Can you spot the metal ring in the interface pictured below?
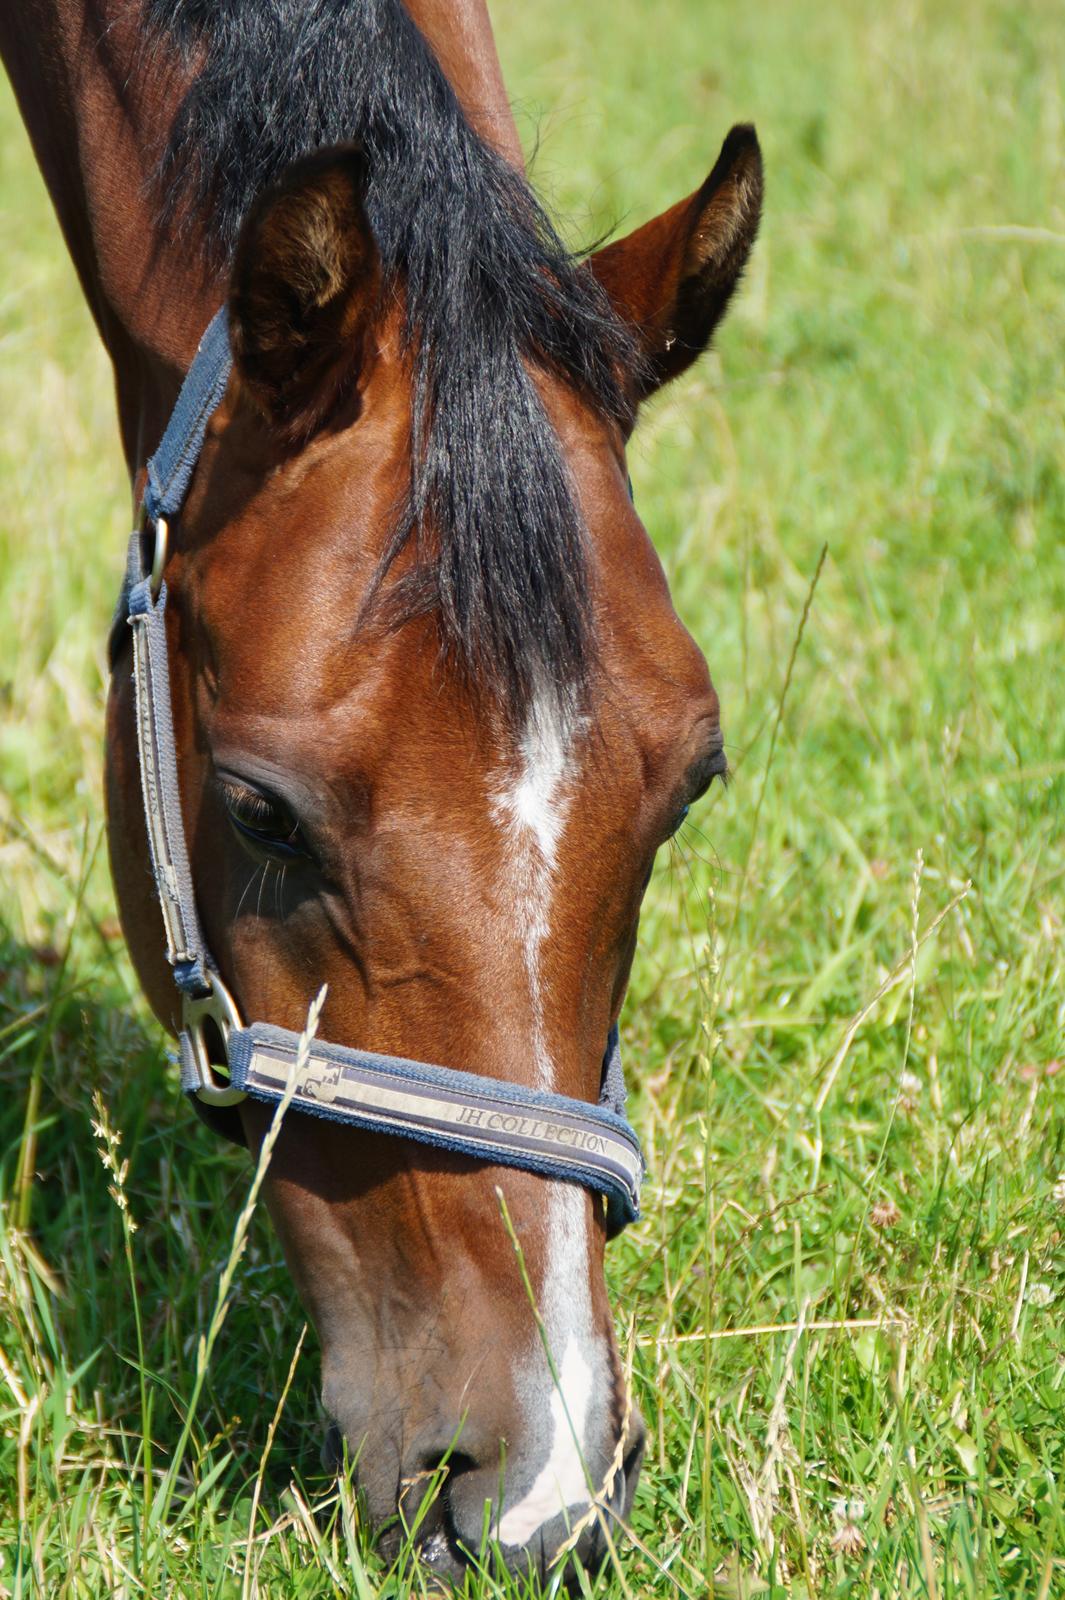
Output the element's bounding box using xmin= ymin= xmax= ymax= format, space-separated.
xmin=149 ymin=515 xmax=169 ymax=599
xmin=182 ymin=970 xmax=247 ymax=1108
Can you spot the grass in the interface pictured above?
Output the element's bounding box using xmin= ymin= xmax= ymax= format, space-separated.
xmin=1 ymin=0 xmax=1063 ymax=1593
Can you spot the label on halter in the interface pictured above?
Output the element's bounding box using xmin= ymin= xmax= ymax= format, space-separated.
xmin=226 ymin=1024 xmax=643 ymax=1218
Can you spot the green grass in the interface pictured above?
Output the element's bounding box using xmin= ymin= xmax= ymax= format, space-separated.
xmin=2 ymin=0 xmax=1064 ymax=1593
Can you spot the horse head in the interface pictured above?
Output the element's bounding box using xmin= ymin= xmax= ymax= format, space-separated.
xmin=103 ymin=40 xmax=761 ymax=1589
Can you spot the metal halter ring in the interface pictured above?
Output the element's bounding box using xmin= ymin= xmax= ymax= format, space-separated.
xmin=182 ymin=970 xmax=247 ymax=1108
xmin=148 ymin=515 xmax=169 ymax=599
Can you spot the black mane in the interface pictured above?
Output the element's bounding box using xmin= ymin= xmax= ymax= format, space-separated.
xmin=146 ymin=0 xmax=638 ymax=719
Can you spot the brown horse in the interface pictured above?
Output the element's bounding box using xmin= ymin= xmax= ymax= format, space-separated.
xmin=1 ymin=0 xmax=761 ymax=1582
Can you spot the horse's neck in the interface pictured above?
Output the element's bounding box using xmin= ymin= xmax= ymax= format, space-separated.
xmin=404 ymin=0 xmax=524 ymax=170
xmin=2 ymin=0 xmax=523 ymax=482
xmin=0 ymin=0 xmax=220 ymax=474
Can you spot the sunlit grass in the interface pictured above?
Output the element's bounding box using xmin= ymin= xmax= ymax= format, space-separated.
xmin=2 ymin=0 xmax=1064 ymax=1593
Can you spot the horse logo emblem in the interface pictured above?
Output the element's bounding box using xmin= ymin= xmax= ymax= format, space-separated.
xmin=299 ymin=1061 xmax=342 ymax=1105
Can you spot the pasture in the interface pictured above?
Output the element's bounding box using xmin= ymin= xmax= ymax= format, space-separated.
xmin=1 ymin=0 xmax=1063 ymax=1593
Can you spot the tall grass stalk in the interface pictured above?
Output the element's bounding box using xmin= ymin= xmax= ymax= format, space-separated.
xmin=147 ymin=985 xmax=327 ymax=1550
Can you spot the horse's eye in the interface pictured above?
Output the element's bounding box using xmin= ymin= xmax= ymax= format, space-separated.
xmin=219 ymin=778 xmax=307 ymax=860
xmin=667 ymin=745 xmax=728 ymax=839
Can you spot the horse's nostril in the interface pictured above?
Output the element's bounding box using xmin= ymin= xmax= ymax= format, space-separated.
xmin=427 ymin=1448 xmax=478 ymax=1479
xmin=403 ymin=1450 xmax=476 ymax=1520
xmin=407 ymin=1446 xmax=478 ymax=1515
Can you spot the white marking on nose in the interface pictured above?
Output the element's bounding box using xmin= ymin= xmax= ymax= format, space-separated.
xmin=491 ymin=698 xmax=602 ymax=1543
xmin=497 ymin=1334 xmax=593 ymax=1546
xmin=491 ymin=690 xmax=575 ymax=1088
xmin=497 ymin=1184 xmax=601 ymax=1545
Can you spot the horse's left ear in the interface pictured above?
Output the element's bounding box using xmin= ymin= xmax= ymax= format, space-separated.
xmin=588 ymin=124 xmax=763 ymax=402
xmin=229 ymin=144 xmax=381 ymax=441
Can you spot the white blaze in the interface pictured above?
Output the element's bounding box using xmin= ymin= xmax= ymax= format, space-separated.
xmin=491 ymin=698 xmax=601 ymax=1543
xmin=491 ymin=690 xmax=573 ymax=1088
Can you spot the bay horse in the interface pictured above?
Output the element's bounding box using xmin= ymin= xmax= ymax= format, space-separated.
xmin=1 ymin=0 xmax=761 ymax=1581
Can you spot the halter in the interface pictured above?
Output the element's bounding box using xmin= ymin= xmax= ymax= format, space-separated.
xmin=112 ymin=308 xmax=644 ymax=1236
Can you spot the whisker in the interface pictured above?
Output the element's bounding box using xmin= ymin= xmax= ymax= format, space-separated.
xmin=254 ymin=863 xmax=272 ymax=924
xmin=234 ymin=864 xmax=260 ymax=923
xmin=673 ymin=836 xmax=716 ymax=931
xmin=678 ymin=819 xmax=724 ymax=874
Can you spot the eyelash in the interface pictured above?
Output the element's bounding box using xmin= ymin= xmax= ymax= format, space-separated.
xmin=668 ymin=753 xmax=727 ymax=840
xmin=219 ymin=779 xmax=307 ymax=859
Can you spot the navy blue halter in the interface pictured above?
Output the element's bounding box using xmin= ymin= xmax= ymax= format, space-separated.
xmin=116 ymin=309 xmax=644 ymax=1235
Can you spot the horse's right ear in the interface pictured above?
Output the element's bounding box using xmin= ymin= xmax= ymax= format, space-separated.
xmin=229 ymin=145 xmax=380 ymax=442
xmin=589 ymin=124 xmax=762 ymax=403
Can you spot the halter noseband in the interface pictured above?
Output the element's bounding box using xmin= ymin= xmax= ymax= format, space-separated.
xmin=113 ymin=308 xmax=643 ymax=1237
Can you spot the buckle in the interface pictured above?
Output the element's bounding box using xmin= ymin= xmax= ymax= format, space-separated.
xmin=182 ymin=970 xmax=247 ymax=1107
xmin=146 ymin=514 xmax=169 ymax=600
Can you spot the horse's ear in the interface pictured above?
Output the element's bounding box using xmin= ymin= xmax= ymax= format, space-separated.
xmin=229 ymin=145 xmax=380 ymax=440
xmin=589 ymin=124 xmax=762 ymax=401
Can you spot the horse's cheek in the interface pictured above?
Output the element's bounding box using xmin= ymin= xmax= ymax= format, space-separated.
xmin=105 ymin=657 xmax=182 ymax=1035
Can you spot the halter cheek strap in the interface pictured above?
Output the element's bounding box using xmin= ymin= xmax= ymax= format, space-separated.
xmin=117 ymin=308 xmax=644 ymax=1237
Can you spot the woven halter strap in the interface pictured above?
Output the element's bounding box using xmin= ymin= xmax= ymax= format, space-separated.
xmin=113 ymin=308 xmax=643 ymax=1237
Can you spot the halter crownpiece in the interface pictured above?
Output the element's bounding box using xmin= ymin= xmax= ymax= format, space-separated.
xmin=116 ymin=308 xmax=644 ymax=1236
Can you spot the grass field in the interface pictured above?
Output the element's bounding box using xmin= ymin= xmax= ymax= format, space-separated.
xmin=2 ymin=0 xmax=1064 ymax=1594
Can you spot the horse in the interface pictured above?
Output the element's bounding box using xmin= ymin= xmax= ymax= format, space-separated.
xmin=1 ymin=0 xmax=761 ymax=1581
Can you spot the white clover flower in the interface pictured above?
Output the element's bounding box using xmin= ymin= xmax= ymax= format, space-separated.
xmin=831 ymin=1523 xmax=865 ymax=1556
